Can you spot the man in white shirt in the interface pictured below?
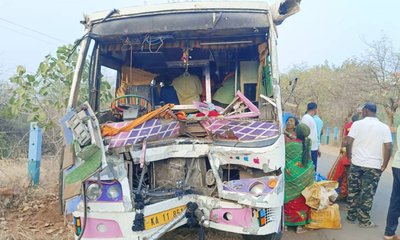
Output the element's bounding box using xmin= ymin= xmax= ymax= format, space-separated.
xmin=346 ymin=102 xmax=392 ymax=228
xmin=301 ymin=102 xmax=319 ymax=171
xmin=313 ymin=109 xmax=324 ymax=150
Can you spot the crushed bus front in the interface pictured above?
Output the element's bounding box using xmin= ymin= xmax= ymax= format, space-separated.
xmin=60 ymin=1 xmax=301 ymax=239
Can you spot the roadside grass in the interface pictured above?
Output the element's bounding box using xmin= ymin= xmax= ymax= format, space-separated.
xmin=0 ymin=157 xmax=59 ymax=213
xmin=0 ymin=156 xmax=72 ymax=240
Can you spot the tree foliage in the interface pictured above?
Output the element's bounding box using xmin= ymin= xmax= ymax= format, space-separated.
xmin=357 ymin=36 xmax=400 ymax=127
xmin=7 ymin=45 xmax=112 ymax=129
xmin=4 ymin=45 xmax=112 ymax=155
xmin=0 ymin=82 xmax=29 ymax=158
xmin=8 ymin=45 xmax=81 ymax=129
xmin=281 ymin=61 xmax=366 ymax=131
xmin=281 ymin=36 xmax=400 ymax=132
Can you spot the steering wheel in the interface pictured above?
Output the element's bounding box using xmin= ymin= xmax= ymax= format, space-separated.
xmin=112 ymin=94 xmax=152 ymax=114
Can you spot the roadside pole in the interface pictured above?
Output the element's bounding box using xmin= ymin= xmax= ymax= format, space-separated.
xmin=28 ymin=122 xmax=42 ymax=186
xmin=334 ymin=126 xmax=339 ymax=143
xmin=326 ymin=126 xmax=330 ymax=145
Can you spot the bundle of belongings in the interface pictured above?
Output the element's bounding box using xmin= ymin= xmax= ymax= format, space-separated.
xmin=302 ymin=180 xmax=342 ymax=229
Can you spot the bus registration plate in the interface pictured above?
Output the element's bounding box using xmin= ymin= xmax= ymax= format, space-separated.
xmin=144 ymin=205 xmax=186 ymax=230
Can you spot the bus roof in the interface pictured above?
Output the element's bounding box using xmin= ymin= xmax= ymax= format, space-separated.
xmin=84 ymin=1 xmax=272 ymax=40
xmin=85 ymin=1 xmax=271 ymax=25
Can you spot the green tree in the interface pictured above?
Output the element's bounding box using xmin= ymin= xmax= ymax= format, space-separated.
xmin=8 ymin=45 xmax=81 ymax=128
xmin=358 ymin=36 xmax=400 ymax=128
xmin=281 ymin=60 xmax=367 ymax=131
xmin=0 ymin=82 xmax=29 ymax=158
xmin=6 ymin=45 xmax=112 ymax=154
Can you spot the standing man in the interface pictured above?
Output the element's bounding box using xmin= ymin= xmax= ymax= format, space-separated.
xmin=301 ymin=102 xmax=319 ymax=171
xmin=384 ymin=123 xmax=400 ymax=240
xmin=346 ymin=102 xmax=392 ymax=228
xmin=313 ymin=109 xmax=324 ymax=153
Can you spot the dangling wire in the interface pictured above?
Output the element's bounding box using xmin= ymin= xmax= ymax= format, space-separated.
xmin=140 ymin=34 xmax=147 ymax=52
xmin=156 ymin=37 xmax=164 ymax=52
xmin=148 ymin=35 xmax=152 ymax=52
xmin=141 ymin=34 xmax=166 ymax=53
xmin=121 ymin=37 xmax=133 ymax=51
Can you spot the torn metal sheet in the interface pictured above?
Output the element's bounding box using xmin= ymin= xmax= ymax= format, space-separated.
xmin=191 ymin=195 xmax=282 ymax=235
xmin=83 ymin=103 xmax=108 ymax=169
xmin=65 ymin=148 xmax=102 ymax=185
xmin=66 ymin=110 xmax=91 ymax=146
xmin=75 ymin=143 xmax=99 ymax=160
xmin=62 ymin=144 xmax=76 ymax=170
xmin=104 ymin=119 xmax=181 ymax=149
xmin=208 ymin=148 xmax=284 ymax=208
xmin=64 ymin=181 xmax=82 ymax=200
xmin=59 ymin=110 xmax=75 ymax=145
xmin=66 ymin=196 xmax=81 ymax=215
xmin=222 ymin=91 xmax=260 ymax=119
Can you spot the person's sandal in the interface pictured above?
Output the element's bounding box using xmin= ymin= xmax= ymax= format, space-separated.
xmin=384 ymin=235 xmax=399 ymax=240
xmin=359 ymin=222 xmax=378 ymax=228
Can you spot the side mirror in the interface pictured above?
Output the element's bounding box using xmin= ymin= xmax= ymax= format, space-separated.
xmin=271 ymin=0 xmax=302 ymax=25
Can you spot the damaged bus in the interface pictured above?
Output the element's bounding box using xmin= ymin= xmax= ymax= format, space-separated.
xmin=60 ymin=1 xmax=301 ymax=239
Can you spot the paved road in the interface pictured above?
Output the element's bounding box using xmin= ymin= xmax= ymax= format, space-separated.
xmin=283 ymin=145 xmax=393 ymax=240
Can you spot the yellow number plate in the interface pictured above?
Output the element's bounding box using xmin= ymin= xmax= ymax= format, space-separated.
xmin=144 ymin=205 xmax=186 ymax=230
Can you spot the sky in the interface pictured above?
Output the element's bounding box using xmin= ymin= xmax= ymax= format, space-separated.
xmin=0 ymin=0 xmax=399 ymax=80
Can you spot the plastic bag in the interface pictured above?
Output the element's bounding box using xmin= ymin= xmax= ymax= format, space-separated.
xmin=302 ymin=180 xmax=339 ymax=210
xmin=305 ymin=203 xmax=342 ymax=229
xmin=315 ymin=172 xmax=327 ymax=182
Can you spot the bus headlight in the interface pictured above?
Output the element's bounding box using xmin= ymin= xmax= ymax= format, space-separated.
xmin=107 ymin=185 xmax=120 ymax=200
xmin=87 ymin=183 xmax=102 ymax=200
xmin=249 ymin=181 xmax=265 ymax=197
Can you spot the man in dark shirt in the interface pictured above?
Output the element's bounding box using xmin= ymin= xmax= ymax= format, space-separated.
xmin=159 ymin=75 xmax=180 ymax=105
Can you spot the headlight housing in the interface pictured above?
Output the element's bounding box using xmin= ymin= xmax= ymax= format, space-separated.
xmin=249 ymin=181 xmax=265 ymax=197
xmin=85 ymin=180 xmax=123 ymax=202
xmin=87 ymin=182 xmax=102 ymax=200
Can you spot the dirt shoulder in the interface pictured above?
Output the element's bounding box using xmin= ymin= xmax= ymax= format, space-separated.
xmin=0 ymin=193 xmax=73 ymax=240
xmin=0 ymin=158 xmax=73 ymax=240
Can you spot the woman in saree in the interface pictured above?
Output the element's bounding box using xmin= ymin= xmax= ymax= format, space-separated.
xmin=327 ymin=114 xmax=359 ymax=199
xmin=284 ymin=118 xmax=315 ymax=233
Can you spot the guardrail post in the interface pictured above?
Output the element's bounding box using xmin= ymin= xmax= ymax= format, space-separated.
xmin=326 ymin=126 xmax=330 ymax=145
xmin=334 ymin=126 xmax=339 ymax=142
xmin=28 ymin=122 xmax=42 ymax=186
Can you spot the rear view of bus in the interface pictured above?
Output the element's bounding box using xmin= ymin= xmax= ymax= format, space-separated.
xmin=60 ymin=1 xmax=301 ymax=239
